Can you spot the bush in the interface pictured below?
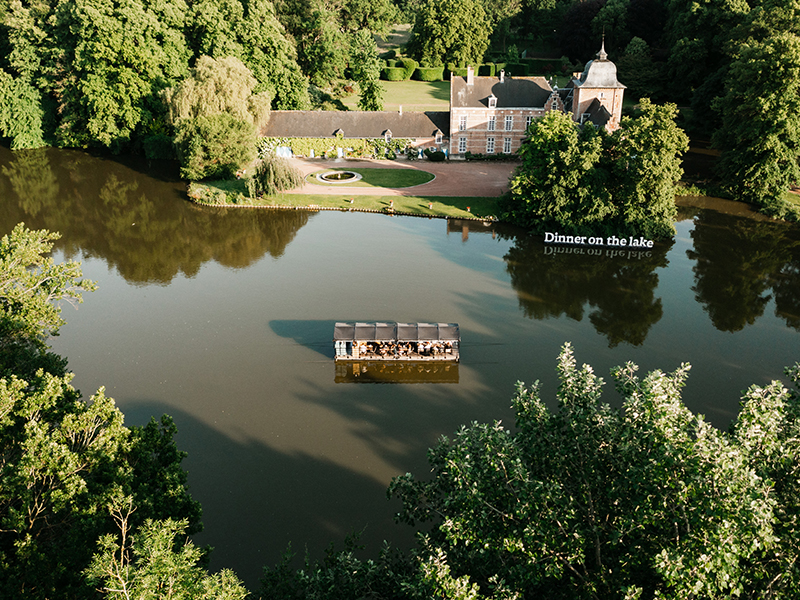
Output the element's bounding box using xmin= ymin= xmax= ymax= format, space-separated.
xmin=385 ymin=59 xmax=397 ymax=67
xmin=413 ymin=66 xmax=445 ymax=81
xmin=254 ymin=155 xmax=304 ymax=196
xmin=423 ymin=148 xmax=446 ymax=161
xmin=398 ymin=58 xmax=418 ymax=80
xmin=381 ymin=67 xmax=406 ymax=81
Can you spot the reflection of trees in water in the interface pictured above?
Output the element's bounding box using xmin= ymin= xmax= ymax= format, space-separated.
xmin=0 ymin=148 xmax=60 ymax=218
xmin=504 ymin=235 xmax=672 ymax=347
xmin=0 ymin=147 xmax=312 ymax=284
xmin=687 ymin=211 xmax=800 ymax=332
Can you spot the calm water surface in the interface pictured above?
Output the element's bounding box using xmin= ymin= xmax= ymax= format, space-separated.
xmin=2 ymin=146 xmax=799 ymax=589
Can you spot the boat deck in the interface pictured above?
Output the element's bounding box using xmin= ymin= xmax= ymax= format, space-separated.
xmin=333 ymin=322 xmax=460 ymax=363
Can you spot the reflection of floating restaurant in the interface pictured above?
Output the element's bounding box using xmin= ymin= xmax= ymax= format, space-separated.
xmin=335 ymin=361 xmax=459 ymax=384
xmin=334 ymin=322 xmax=460 ymax=362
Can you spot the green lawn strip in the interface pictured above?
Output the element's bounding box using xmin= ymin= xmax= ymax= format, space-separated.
xmin=189 ymin=180 xmax=499 ymax=218
xmin=306 ymin=168 xmax=435 ymax=188
xmin=273 ymin=194 xmax=498 ymax=218
xmin=341 ymin=80 xmax=450 ymax=112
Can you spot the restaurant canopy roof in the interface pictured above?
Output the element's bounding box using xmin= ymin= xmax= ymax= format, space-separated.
xmin=334 ymin=322 xmax=459 ymax=342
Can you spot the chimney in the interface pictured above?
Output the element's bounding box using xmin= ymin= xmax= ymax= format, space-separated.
xmin=467 ymin=65 xmax=474 ymax=86
xmin=500 ymin=69 xmax=505 ymax=83
xmin=399 ymin=105 xmax=403 ymax=116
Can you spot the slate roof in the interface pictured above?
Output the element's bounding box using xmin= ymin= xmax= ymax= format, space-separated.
xmin=262 ymin=110 xmax=450 ymax=138
xmin=451 ymin=75 xmax=553 ymax=109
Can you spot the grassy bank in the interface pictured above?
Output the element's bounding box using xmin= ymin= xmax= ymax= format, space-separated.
xmin=305 ymin=168 xmax=435 ymax=188
xmin=188 ymin=179 xmax=499 ymax=219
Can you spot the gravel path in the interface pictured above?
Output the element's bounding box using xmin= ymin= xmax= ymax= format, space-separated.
xmin=285 ymin=157 xmax=517 ymax=197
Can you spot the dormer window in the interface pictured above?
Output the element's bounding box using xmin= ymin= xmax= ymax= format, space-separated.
xmin=334 ymin=128 xmax=344 ymax=136
xmin=488 ymin=94 xmax=497 ymax=109
xmin=384 ymin=129 xmax=392 ymax=142
xmin=435 ymin=130 xmax=443 ymax=144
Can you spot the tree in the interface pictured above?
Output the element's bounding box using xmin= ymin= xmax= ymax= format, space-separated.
xmin=349 ymin=29 xmax=384 ymax=111
xmin=187 ymin=0 xmax=310 ymax=109
xmin=0 ymin=224 xmax=203 ymax=599
xmin=164 ymin=55 xmax=270 ymax=129
xmin=0 ymin=224 xmax=95 ymax=376
xmin=504 ymin=100 xmax=687 ymax=239
xmin=713 ymin=0 xmax=800 ymax=215
xmin=388 ymin=343 xmax=800 ymax=599
xmin=610 ymin=98 xmax=688 ymax=239
xmin=616 ymin=37 xmax=662 ymax=100
xmin=165 ymin=56 xmax=264 ymax=180
xmin=0 ymin=70 xmax=48 ymax=149
xmin=86 ymin=499 xmax=247 ymax=600
xmin=174 ymin=113 xmax=257 ymax=180
xmin=407 ymin=0 xmax=491 ymax=67
xmin=51 ymin=0 xmax=191 ymax=149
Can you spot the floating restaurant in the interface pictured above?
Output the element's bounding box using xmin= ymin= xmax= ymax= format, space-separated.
xmin=333 ymin=322 xmax=460 ymax=362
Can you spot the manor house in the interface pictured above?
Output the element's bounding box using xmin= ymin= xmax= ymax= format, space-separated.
xmin=262 ymin=43 xmax=624 ymax=158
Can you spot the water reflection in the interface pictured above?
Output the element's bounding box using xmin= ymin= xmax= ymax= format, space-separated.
xmin=503 ymin=235 xmax=673 ymax=347
xmin=0 ymin=146 xmax=313 ymax=284
xmin=687 ymin=210 xmax=800 ymax=332
xmin=334 ymin=361 xmax=460 ymax=384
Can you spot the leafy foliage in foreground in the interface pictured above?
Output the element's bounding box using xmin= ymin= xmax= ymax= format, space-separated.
xmin=0 ymin=224 xmax=203 ymax=599
xmin=503 ymin=100 xmax=688 ymax=239
xmin=263 ymin=343 xmax=800 ymax=600
xmin=87 ymin=499 xmax=247 ymax=600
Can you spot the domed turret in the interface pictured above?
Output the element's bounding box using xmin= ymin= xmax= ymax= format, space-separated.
xmin=571 ymin=40 xmax=626 ymax=131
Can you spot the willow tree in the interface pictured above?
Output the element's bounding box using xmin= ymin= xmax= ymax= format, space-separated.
xmin=165 ymin=56 xmax=266 ymax=179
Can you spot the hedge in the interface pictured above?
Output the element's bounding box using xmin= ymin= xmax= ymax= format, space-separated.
xmin=503 ymin=62 xmax=529 ymax=76
xmin=413 ymin=65 xmax=445 ymax=81
xmin=478 ymin=63 xmax=495 ymax=76
xmin=398 ymin=57 xmax=418 ymax=80
xmin=382 ymin=67 xmax=407 ymax=81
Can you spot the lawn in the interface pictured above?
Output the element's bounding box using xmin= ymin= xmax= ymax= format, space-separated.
xmin=306 ymin=168 xmax=435 ymax=188
xmin=187 ymin=179 xmax=500 ymax=220
xmin=341 ymin=80 xmax=450 ymax=112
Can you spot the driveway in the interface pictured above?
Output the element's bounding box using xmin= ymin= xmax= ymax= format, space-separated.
xmin=286 ymin=157 xmax=517 ymax=197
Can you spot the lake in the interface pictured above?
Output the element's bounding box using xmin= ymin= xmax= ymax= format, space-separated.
xmin=1 ymin=145 xmax=798 ymax=590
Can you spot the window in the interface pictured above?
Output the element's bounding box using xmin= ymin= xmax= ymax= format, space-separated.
xmin=488 ymin=95 xmax=497 ymax=108
xmin=503 ymin=137 xmax=512 ymax=154
xmin=505 ymin=116 xmax=513 ymax=131
xmin=384 ymin=130 xmax=392 ymax=142
xmin=488 ymin=116 xmax=496 ymax=131
xmin=459 ymin=116 xmax=467 ymax=131
xmin=458 ymin=137 xmax=467 ymax=153
xmin=486 ymin=137 xmax=495 ymax=154
xmin=525 ymin=116 xmax=534 ymax=129
xmin=435 ymin=131 xmax=443 ymax=144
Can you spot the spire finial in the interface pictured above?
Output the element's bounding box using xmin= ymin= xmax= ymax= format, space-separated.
xmin=598 ymin=32 xmax=608 ymax=61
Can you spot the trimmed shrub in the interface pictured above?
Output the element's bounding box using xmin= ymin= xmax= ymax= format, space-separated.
xmin=381 ymin=67 xmax=407 ymax=81
xmin=447 ymin=63 xmax=469 ymax=78
xmin=413 ymin=66 xmax=445 ymax=81
xmin=385 ymin=59 xmax=398 ymax=67
xmin=398 ymin=58 xmax=418 ymax=80
xmin=504 ymin=63 xmax=529 ymax=76
xmin=424 ymin=148 xmax=446 ymax=161
xmin=478 ymin=63 xmax=495 ymax=76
